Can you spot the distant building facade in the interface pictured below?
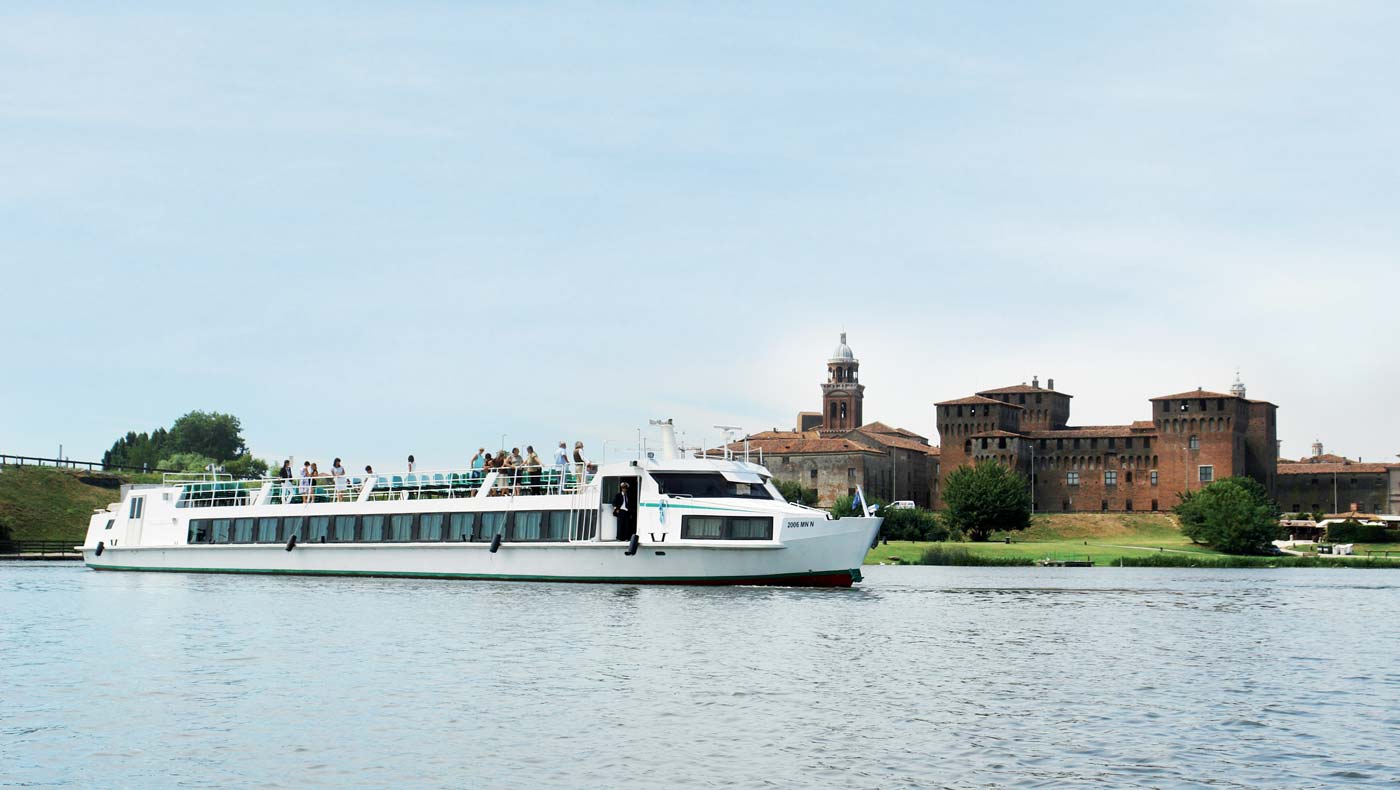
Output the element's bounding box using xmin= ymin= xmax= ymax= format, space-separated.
xmin=934 ymin=375 xmax=1278 ymax=512
xmin=1276 ymin=442 xmax=1400 ymax=516
xmin=730 ymin=334 xmax=938 ymax=508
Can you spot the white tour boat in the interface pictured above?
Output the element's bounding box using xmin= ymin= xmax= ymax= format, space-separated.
xmin=80 ymin=422 xmax=881 ymax=587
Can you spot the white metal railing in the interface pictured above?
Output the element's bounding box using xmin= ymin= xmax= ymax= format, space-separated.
xmin=174 ymin=464 xmax=598 ymax=509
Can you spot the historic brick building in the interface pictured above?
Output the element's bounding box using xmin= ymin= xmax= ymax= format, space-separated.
xmin=732 ymin=334 xmax=939 ymax=507
xmin=1276 ymin=442 xmax=1400 ymax=516
xmin=934 ymin=375 xmax=1278 ymax=512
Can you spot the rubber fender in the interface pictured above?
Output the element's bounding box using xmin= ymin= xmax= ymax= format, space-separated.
xmin=285 ymin=535 xmax=297 ymax=552
xmin=95 ymin=541 xmax=104 ymax=557
xmin=489 ymin=533 xmax=503 ymax=553
xmin=625 ymin=535 xmax=640 ymax=556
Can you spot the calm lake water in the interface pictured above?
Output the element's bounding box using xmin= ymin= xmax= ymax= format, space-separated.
xmin=3 ymin=562 xmax=1399 ymax=789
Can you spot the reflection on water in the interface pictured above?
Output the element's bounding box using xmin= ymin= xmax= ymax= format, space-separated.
xmin=3 ymin=563 xmax=1399 ymax=788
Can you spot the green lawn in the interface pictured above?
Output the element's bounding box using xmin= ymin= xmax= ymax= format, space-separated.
xmin=865 ymin=513 xmax=1229 ymax=567
xmin=0 ymin=465 xmax=141 ymax=542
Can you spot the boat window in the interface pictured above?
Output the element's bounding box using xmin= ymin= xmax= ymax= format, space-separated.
xmin=389 ymin=514 xmax=414 ymax=542
xmin=188 ymin=519 xmax=211 ymax=543
xmin=448 ymin=513 xmax=475 ymax=541
xmin=681 ymin=515 xmax=773 ymax=540
xmin=282 ymin=517 xmax=305 ymax=542
xmin=307 ymin=516 xmax=331 ymax=543
xmin=651 ymin=473 xmax=773 ymax=500
xmin=332 ymin=515 xmax=358 ymax=542
xmin=419 ymin=513 xmax=445 ymax=541
xmin=104 ymin=518 xmax=115 ymax=531
xmin=513 ymin=511 xmax=544 ymax=541
xmin=257 ymin=518 xmax=279 ymax=543
xmin=478 ymin=512 xmax=507 ymax=541
xmin=211 ymin=519 xmax=232 ymax=543
xmin=362 ymin=515 xmax=387 ymax=542
xmin=232 ymin=518 xmax=255 ymax=543
xmin=129 ymin=496 xmax=144 ymax=519
xmin=545 ymin=511 xmax=569 ymax=541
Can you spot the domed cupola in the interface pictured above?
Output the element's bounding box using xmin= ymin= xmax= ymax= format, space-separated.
xmin=820 ymin=332 xmax=864 ymax=434
xmin=830 ymin=332 xmax=856 ymax=363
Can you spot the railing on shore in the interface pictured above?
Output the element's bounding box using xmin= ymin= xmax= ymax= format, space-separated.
xmin=1 ymin=453 xmax=176 ymax=474
xmin=0 ymin=540 xmax=83 ymax=560
xmin=167 ymin=465 xmax=599 ymax=509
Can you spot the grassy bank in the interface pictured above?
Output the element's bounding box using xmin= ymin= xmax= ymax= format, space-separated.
xmin=0 ymin=465 xmax=140 ymax=542
xmin=863 ymin=512 xmax=1400 ymax=568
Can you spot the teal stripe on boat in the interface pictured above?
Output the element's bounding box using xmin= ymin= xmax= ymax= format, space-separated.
xmin=85 ymin=564 xmax=860 ymax=584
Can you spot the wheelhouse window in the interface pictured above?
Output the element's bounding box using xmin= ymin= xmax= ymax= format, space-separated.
xmin=680 ymin=515 xmax=773 ymax=540
xmin=651 ymin=473 xmax=772 ymax=500
xmin=129 ymin=496 xmax=144 ymax=519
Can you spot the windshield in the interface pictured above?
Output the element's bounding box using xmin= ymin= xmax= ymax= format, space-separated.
xmin=651 ymin=473 xmax=773 ymax=500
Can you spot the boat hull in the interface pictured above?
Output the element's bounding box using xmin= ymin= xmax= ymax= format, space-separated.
xmin=80 ymin=520 xmax=878 ymax=588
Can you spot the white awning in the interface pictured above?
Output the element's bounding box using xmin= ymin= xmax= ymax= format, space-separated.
xmin=721 ymin=471 xmax=765 ymax=484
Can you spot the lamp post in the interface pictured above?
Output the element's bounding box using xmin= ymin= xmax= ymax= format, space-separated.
xmin=1029 ymin=439 xmax=1036 ymax=514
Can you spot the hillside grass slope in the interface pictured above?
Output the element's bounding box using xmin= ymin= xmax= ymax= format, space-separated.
xmin=0 ymin=466 xmax=132 ymax=542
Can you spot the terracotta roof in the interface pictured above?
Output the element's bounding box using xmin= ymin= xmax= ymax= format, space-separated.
xmin=859 ymin=421 xmax=929 ymax=441
xmin=1150 ymin=389 xmax=1237 ymax=401
xmin=1025 ymin=425 xmax=1141 ymax=439
xmin=1278 ymin=463 xmax=1391 ymax=475
xmin=1130 ymin=421 xmax=1157 ymax=432
xmin=730 ymin=438 xmax=883 ymax=455
xmin=935 ymin=395 xmax=1024 ymax=409
xmin=746 ymin=430 xmax=810 ymax=441
xmin=1297 ymin=453 xmax=1353 ymax=465
xmin=970 ymin=430 xmax=1026 ymax=439
xmin=977 ymin=384 xmax=1072 ymax=398
xmin=849 ymin=429 xmax=939 ymax=454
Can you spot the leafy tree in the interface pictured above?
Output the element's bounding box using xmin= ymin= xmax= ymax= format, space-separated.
xmin=222 ymin=455 xmax=272 ymax=480
xmin=158 ymin=453 xmax=219 ymax=473
xmin=879 ymin=507 xmax=951 ymax=542
xmin=774 ymin=479 xmax=818 ymax=506
xmin=1174 ymin=477 xmax=1279 ymax=555
xmin=169 ymin=411 xmax=248 ymax=461
xmin=942 ymin=462 xmax=1032 ymax=542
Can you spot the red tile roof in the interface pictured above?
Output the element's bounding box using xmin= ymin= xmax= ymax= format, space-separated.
xmin=1130 ymin=421 xmax=1157 ymax=432
xmin=1278 ymin=462 xmax=1391 ymax=475
xmin=730 ymin=438 xmax=884 ymax=455
xmin=935 ymin=395 xmax=1024 ymax=409
xmin=977 ymin=384 xmax=1072 ymax=397
xmin=970 ymin=430 xmax=1026 ymax=439
xmin=849 ymin=429 xmax=939 ymax=454
xmin=859 ymin=421 xmax=929 ymax=441
xmin=1025 ymin=425 xmax=1142 ymax=439
xmin=1150 ymin=389 xmax=1237 ymax=401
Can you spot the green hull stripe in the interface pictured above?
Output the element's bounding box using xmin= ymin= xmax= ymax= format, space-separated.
xmin=84 ymin=564 xmax=860 ymax=585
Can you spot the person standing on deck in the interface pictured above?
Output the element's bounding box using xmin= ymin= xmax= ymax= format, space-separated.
xmin=279 ymin=460 xmax=294 ymax=504
xmin=553 ymin=442 xmax=570 ymax=493
xmin=407 ymin=455 xmax=416 ymax=473
xmin=470 ymin=448 xmax=485 ymax=481
xmin=332 ymin=458 xmax=347 ymax=501
xmin=612 ymin=481 xmax=636 ymax=542
xmin=572 ymin=441 xmax=588 ymax=488
xmin=299 ymin=461 xmax=312 ymax=504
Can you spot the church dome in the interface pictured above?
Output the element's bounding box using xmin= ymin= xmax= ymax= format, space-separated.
xmin=830 ymin=332 xmax=856 ymax=362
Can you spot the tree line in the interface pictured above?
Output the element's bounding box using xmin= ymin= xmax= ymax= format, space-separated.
xmin=102 ymin=411 xmax=269 ymax=478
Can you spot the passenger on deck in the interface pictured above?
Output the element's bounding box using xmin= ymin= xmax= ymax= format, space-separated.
xmin=310 ymin=462 xmax=322 ymax=501
xmin=279 ymin=460 xmax=294 ymax=503
xmin=508 ymin=447 xmax=524 ymax=495
xmin=573 ymin=442 xmax=588 ymax=488
xmin=554 ymin=442 xmax=570 ymax=493
xmin=364 ymin=465 xmax=375 ymax=490
xmin=332 ymin=458 xmax=347 ymax=501
xmin=407 ymin=454 xmax=416 ymax=473
xmin=470 ymin=448 xmax=485 ymax=480
xmin=613 ymin=481 xmax=636 ymax=542
xmin=524 ymin=446 xmax=541 ymax=494
xmin=299 ymin=462 xmax=312 ymax=504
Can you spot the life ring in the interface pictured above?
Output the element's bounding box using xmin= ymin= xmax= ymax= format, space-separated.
xmin=95 ymin=541 xmax=104 ymax=557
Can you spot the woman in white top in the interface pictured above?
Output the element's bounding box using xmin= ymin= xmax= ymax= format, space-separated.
xmin=407 ymin=454 xmax=416 ymax=473
xmin=298 ymin=462 xmax=312 ymax=504
xmin=332 ymin=458 xmax=347 ymax=501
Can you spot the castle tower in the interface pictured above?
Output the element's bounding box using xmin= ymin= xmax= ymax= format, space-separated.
xmin=819 ymin=332 xmax=864 ymax=435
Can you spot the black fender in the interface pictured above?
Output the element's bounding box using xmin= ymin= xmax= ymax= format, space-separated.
xmin=489 ymin=533 xmax=503 ymax=553
xmin=285 ymin=535 xmax=297 ymax=552
xmin=625 ymin=535 xmax=639 ymax=556
xmin=95 ymin=541 xmax=104 ymax=557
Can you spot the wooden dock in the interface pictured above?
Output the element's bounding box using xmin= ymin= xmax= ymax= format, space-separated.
xmin=0 ymin=540 xmax=83 ymax=561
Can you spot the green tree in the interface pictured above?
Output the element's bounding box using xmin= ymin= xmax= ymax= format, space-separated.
xmin=774 ymin=479 xmax=818 ymax=506
xmin=878 ymin=507 xmax=951 ymax=541
xmin=222 ymin=455 xmax=272 ymax=480
xmin=1174 ymin=477 xmax=1279 ymax=555
xmin=942 ymin=462 xmax=1032 ymax=542
xmin=169 ymin=411 xmax=248 ymax=461
xmin=157 ymin=452 xmax=219 ymax=473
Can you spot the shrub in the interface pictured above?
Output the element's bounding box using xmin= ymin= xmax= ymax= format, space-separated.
xmin=1175 ymin=477 xmax=1279 ymax=555
xmin=1325 ymin=520 xmax=1394 ymax=543
xmin=774 ymin=479 xmax=818 ymax=507
xmin=917 ymin=546 xmax=1035 ymax=566
xmin=942 ymin=461 xmax=1032 ymax=542
xmin=879 ymin=507 xmax=951 ymax=542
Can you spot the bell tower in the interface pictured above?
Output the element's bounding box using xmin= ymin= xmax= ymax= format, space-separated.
xmin=820 ymin=332 xmax=864 ymax=435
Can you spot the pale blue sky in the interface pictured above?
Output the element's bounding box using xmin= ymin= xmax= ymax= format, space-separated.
xmin=3 ymin=2 xmax=1398 ymax=471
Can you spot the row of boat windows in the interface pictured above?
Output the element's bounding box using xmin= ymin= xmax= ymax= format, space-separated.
xmin=189 ymin=512 xmax=565 ymax=544
xmin=186 ymin=512 xmax=777 ymax=543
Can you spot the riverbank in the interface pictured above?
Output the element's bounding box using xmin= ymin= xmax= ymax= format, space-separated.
xmin=0 ymin=465 xmax=147 ymax=542
xmin=862 ymin=512 xmax=1400 ymax=567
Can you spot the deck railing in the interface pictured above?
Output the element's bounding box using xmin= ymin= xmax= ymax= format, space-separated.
xmin=169 ymin=465 xmax=597 ymax=508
